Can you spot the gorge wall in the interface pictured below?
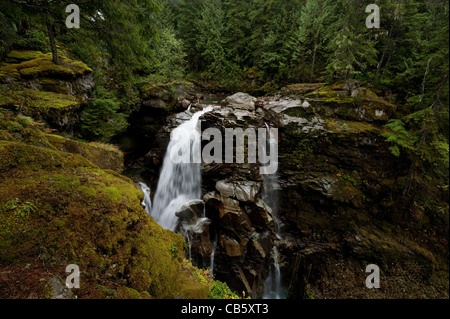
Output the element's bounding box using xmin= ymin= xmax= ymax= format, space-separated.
xmin=130 ymin=82 xmax=449 ymax=299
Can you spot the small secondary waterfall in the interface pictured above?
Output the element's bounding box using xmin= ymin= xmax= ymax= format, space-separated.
xmin=263 ymin=246 xmax=282 ymax=299
xmin=151 ymin=107 xmax=214 ymax=231
xmin=262 ymin=123 xmax=284 ymax=299
xmin=210 ymin=240 xmax=217 ymax=275
xmin=262 ymin=123 xmax=281 ymax=235
xmin=138 ymin=182 xmax=152 ymax=215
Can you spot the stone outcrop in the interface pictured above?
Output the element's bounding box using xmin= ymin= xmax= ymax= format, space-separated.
xmin=139 ymin=81 xmax=196 ymax=112
xmin=0 ymin=50 xmax=95 ymax=133
xmin=221 ymin=92 xmax=257 ymax=111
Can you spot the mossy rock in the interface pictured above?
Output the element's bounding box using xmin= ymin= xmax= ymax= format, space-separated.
xmin=46 ymin=134 xmax=124 ymax=172
xmin=303 ymin=84 xmax=395 ymax=122
xmin=281 ymin=83 xmax=325 ymax=96
xmin=324 ymin=118 xmax=384 ymax=135
xmin=0 ymin=88 xmax=84 ymax=132
xmin=0 ymin=140 xmax=211 ymax=299
xmin=0 ymin=88 xmax=80 ymax=110
xmin=140 ymin=81 xmax=194 ymax=99
xmin=4 ymin=50 xmax=47 ymax=63
xmin=36 ymin=78 xmax=71 ymax=94
xmin=0 ymin=50 xmax=92 ymax=83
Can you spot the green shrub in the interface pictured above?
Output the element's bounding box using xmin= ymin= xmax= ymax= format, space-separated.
xmin=81 ymin=98 xmax=128 ymax=142
xmin=208 ymin=280 xmax=240 ymax=299
xmin=15 ymin=28 xmax=50 ymax=52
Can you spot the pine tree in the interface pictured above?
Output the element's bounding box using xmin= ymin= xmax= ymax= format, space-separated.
xmin=325 ymin=0 xmax=378 ymax=80
xmin=224 ymin=0 xmax=259 ymax=68
xmin=194 ymin=0 xmax=229 ymax=76
xmin=293 ymin=0 xmax=332 ymax=81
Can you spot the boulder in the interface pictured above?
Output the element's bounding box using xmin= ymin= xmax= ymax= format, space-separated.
xmin=175 ymin=200 xmax=205 ymax=222
xmin=47 ymin=276 xmax=74 ymax=299
xmin=216 ymin=180 xmax=261 ymax=202
xmin=221 ymin=92 xmax=257 ymax=111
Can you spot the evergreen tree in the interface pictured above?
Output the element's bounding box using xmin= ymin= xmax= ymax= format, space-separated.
xmin=293 ymin=0 xmax=332 ymax=81
xmin=176 ymin=0 xmax=204 ymax=72
xmin=224 ymin=0 xmax=259 ymax=67
xmin=194 ymin=0 xmax=229 ymax=76
xmin=325 ymin=0 xmax=378 ymax=80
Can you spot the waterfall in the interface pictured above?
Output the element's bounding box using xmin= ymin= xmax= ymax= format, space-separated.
xmin=262 ymin=123 xmax=284 ymax=299
xmin=210 ymin=240 xmax=217 ymax=275
xmin=262 ymin=123 xmax=281 ymax=235
xmin=263 ymin=247 xmax=282 ymax=299
xmin=138 ymin=182 xmax=152 ymax=215
xmin=151 ymin=107 xmax=214 ymax=231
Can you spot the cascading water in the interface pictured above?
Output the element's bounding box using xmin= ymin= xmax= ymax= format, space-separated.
xmin=262 ymin=123 xmax=281 ymax=235
xmin=263 ymin=246 xmax=282 ymax=299
xmin=151 ymin=107 xmax=214 ymax=231
xmin=262 ymin=123 xmax=285 ymax=299
xmin=138 ymin=182 xmax=152 ymax=215
xmin=210 ymin=240 xmax=217 ymax=275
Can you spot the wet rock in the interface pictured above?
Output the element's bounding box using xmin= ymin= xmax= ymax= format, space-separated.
xmin=216 ymin=180 xmax=261 ymax=202
xmin=140 ymin=81 xmax=195 ymax=112
xmin=220 ymin=235 xmax=244 ymax=257
xmin=176 ymin=200 xmax=205 ymax=222
xmin=221 ymin=92 xmax=256 ymax=111
xmin=181 ymin=98 xmax=191 ymax=109
xmin=47 ymin=276 xmax=74 ymax=299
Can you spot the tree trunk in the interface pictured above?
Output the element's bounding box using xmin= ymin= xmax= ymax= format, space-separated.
xmin=381 ymin=43 xmax=395 ymax=78
xmin=376 ymin=24 xmax=395 ymax=77
xmin=310 ymin=38 xmax=318 ymax=82
xmin=46 ymin=20 xmax=60 ymax=65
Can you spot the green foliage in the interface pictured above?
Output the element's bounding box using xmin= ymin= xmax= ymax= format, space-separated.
xmin=382 ymin=119 xmax=416 ymax=157
xmin=169 ymin=243 xmax=178 ymax=259
xmin=324 ymin=1 xmax=378 ymax=80
xmin=2 ymin=198 xmax=37 ymax=217
xmin=151 ymin=28 xmax=186 ymax=82
xmin=15 ymin=28 xmax=50 ymax=52
xmin=339 ymin=173 xmax=359 ymax=187
xmin=208 ymin=280 xmax=240 ymax=299
xmin=194 ymin=0 xmax=230 ymax=76
xmin=81 ymin=99 xmax=128 ymax=142
xmin=305 ymin=284 xmax=315 ymax=299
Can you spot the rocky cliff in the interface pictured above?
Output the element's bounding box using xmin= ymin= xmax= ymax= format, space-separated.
xmin=136 ymin=84 xmax=448 ymax=299
xmin=0 ymin=50 xmax=95 ymax=133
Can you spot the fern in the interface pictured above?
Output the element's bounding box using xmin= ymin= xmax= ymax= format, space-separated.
xmin=381 ymin=119 xmax=416 ymax=157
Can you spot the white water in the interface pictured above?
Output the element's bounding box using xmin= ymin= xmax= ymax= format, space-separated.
xmin=151 ymin=107 xmax=214 ymax=231
xmin=262 ymin=123 xmax=284 ymax=299
xmin=263 ymin=246 xmax=282 ymax=299
xmin=210 ymin=240 xmax=217 ymax=275
xmin=138 ymin=182 xmax=152 ymax=215
xmin=262 ymin=123 xmax=281 ymax=234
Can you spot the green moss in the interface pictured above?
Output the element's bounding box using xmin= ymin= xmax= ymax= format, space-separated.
xmin=288 ymin=138 xmax=315 ymax=169
xmin=0 ymin=88 xmax=80 ymax=110
xmin=46 ymin=134 xmax=124 ymax=172
xmin=282 ymin=107 xmax=316 ymax=121
xmin=1 ymin=51 xmax=92 ymax=79
xmin=324 ymin=118 xmax=383 ymax=134
xmin=281 ymin=83 xmax=324 ymax=96
xmin=4 ymin=50 xmax=47 ymax=63
xmin=117 ymin=287 xmax=151 ymax=299
xmin=76 ymin=185 xmax=98 ymax=198
xmin=0 ymin=50 xmax=92 ymax=85
xmin=332 ymin=178 xmax=364 ymax=208
xmin=0 ymin=139 xmax=212 ymax=299
xmin=0 ymin=140 xmax=95 ymax=173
